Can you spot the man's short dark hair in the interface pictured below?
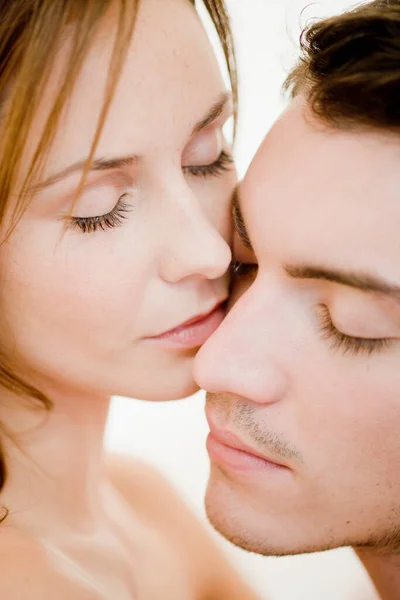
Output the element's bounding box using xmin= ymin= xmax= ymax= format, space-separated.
xmin=284 ymin=0 xmax=400 ymax=131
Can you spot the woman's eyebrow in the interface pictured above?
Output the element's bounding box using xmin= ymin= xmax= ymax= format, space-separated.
xmin=30 ymin=92 xmax=231 ymax=194
xmin=29 ymin=154 xmax=140 ymax=193
xmin=191 ymin=91 xmax=232 ymax=135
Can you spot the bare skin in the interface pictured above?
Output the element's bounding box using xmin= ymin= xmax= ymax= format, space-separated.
xmin=0 ymin=392 xmax=257 ymax=599
xmin=356 ymin=551 xmax=400 ymax=600
xmin=0 ymin=0 xmax=258 ymax=597
xmin=0 ymin=455 xmax=256 ymax=600
xmin=194 ymin=97 xmax=400 ymax=599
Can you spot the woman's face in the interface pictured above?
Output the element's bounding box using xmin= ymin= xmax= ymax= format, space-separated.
xmin=0 ymin=0 xmax=236 ymax=401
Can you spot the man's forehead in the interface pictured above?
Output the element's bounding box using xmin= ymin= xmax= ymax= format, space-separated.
xmin=235 ymin=99 xmax=400 ymax=284
xmin=242 ymin=98 xmax=400 ymax=217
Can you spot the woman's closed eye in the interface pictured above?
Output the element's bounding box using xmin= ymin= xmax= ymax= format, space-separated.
xmin=184 ymin=150 xmax=234 ymax=178
xmin=63 ymin=149 xmax=233 ymax=235
xmin=67 ymin=194 xmax=133 ymax=234
xmin=317 ymin=304 xmax=391 ymax=356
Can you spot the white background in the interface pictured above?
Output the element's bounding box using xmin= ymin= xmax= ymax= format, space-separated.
xmin=105 ymin=1 xmax=379 ymax=598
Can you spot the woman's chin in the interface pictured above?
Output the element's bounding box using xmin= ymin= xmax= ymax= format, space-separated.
xmin=116 ymin=373 xmax=201 ymax=402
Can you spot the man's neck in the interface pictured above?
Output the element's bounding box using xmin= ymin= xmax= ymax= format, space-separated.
xmin=357 ymin=548 xmax=400 ymax=600
xmin=0 ymin=384 xmax=112 ymax=539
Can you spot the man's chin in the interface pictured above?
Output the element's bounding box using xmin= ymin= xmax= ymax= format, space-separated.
xmin=204 ymin=472 xmax=346 ymax=558
xmin=204 ymin=475 xmax=294 ymax=556
xmin=205 ymin=500 xmax=272 ymax=556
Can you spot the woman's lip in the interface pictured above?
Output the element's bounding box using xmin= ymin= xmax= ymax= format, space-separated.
xmin=145 ymin=302 xmax=226 ymax=349
xmin=167 ymin=302 xmax=226 ymax=332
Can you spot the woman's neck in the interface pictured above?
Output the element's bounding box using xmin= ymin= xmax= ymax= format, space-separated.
xmin=0 ymin=386 xmax=112 ymax=538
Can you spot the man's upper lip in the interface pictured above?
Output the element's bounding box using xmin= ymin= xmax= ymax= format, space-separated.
xmin=207 ymin=420 xmax=289 ymax=469
xmin=151 ymin=299 xmax=227 ymax=337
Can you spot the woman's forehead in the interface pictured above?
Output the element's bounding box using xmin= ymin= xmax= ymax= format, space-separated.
xmin=35 ymin=0 xmax=225 ymax=177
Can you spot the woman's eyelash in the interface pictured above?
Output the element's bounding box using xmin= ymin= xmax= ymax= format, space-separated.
xmin=317 ymin=304 xmax=390 ymax=356
xmin=67 ymin=152 xmax=232 ymax=235
xmin=67 ymin=151 xmax=232 ymax=235
xmin=184 ymin=150 xmax=234 ymax=178
xmin=68 ymin=195 xmax=132 ymax=234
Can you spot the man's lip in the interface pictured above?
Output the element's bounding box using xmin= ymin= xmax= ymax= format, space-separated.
xmin=207 ymin=419 xmax=289 ymax=470
xmin=149 ymin=299 xmax=227 ymax=338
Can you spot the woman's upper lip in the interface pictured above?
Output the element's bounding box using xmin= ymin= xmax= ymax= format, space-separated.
xmin=149 ymin=299 xmax=227 ymax=338
xmin=207 ymin=419 xmax=289 ymax=469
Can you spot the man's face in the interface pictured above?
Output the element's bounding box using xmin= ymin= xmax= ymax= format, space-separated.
xmin=194 ymin=97 xmax=400 ymax=556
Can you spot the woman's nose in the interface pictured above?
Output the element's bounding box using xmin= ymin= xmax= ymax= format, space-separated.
xmin=159 ymin=203 xmax=232 ymax=283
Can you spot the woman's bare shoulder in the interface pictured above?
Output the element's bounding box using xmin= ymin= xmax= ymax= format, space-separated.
xmin=106 ymin=453 xmax=260 ymax=600
xmin=106 ymin=453 xmax=191 ymax=525
xmin=0 ymin=530 xmax=87 ymax=600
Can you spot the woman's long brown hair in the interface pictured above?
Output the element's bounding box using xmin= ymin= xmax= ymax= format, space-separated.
xmin=0 ymin=0 xmax=237 ymax=513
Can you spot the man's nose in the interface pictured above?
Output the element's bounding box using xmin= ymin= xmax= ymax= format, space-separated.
xmin=194 ymin=281 xmax=288 ymax=405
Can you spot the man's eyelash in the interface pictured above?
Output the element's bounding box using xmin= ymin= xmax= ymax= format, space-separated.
xmin=231 ymin=261 xmax=258 ymax=277
xmin=184 ymin=150 xmax=234 ymax=178
xmin=68 ymin=195 xmax=132 ymax=234
xmin=317 ymin=304 xmax=390 ymax=356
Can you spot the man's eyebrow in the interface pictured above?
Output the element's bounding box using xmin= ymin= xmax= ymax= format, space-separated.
xmin=285 ymin=264 xmax=400 ymax=299
xmin=30 ymin=154 xmax=140 ymax=193
xmin=232 ymin=187 xmax=254 ymax=251
xmin=192 ymin=91 xmax=231 ymax=135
